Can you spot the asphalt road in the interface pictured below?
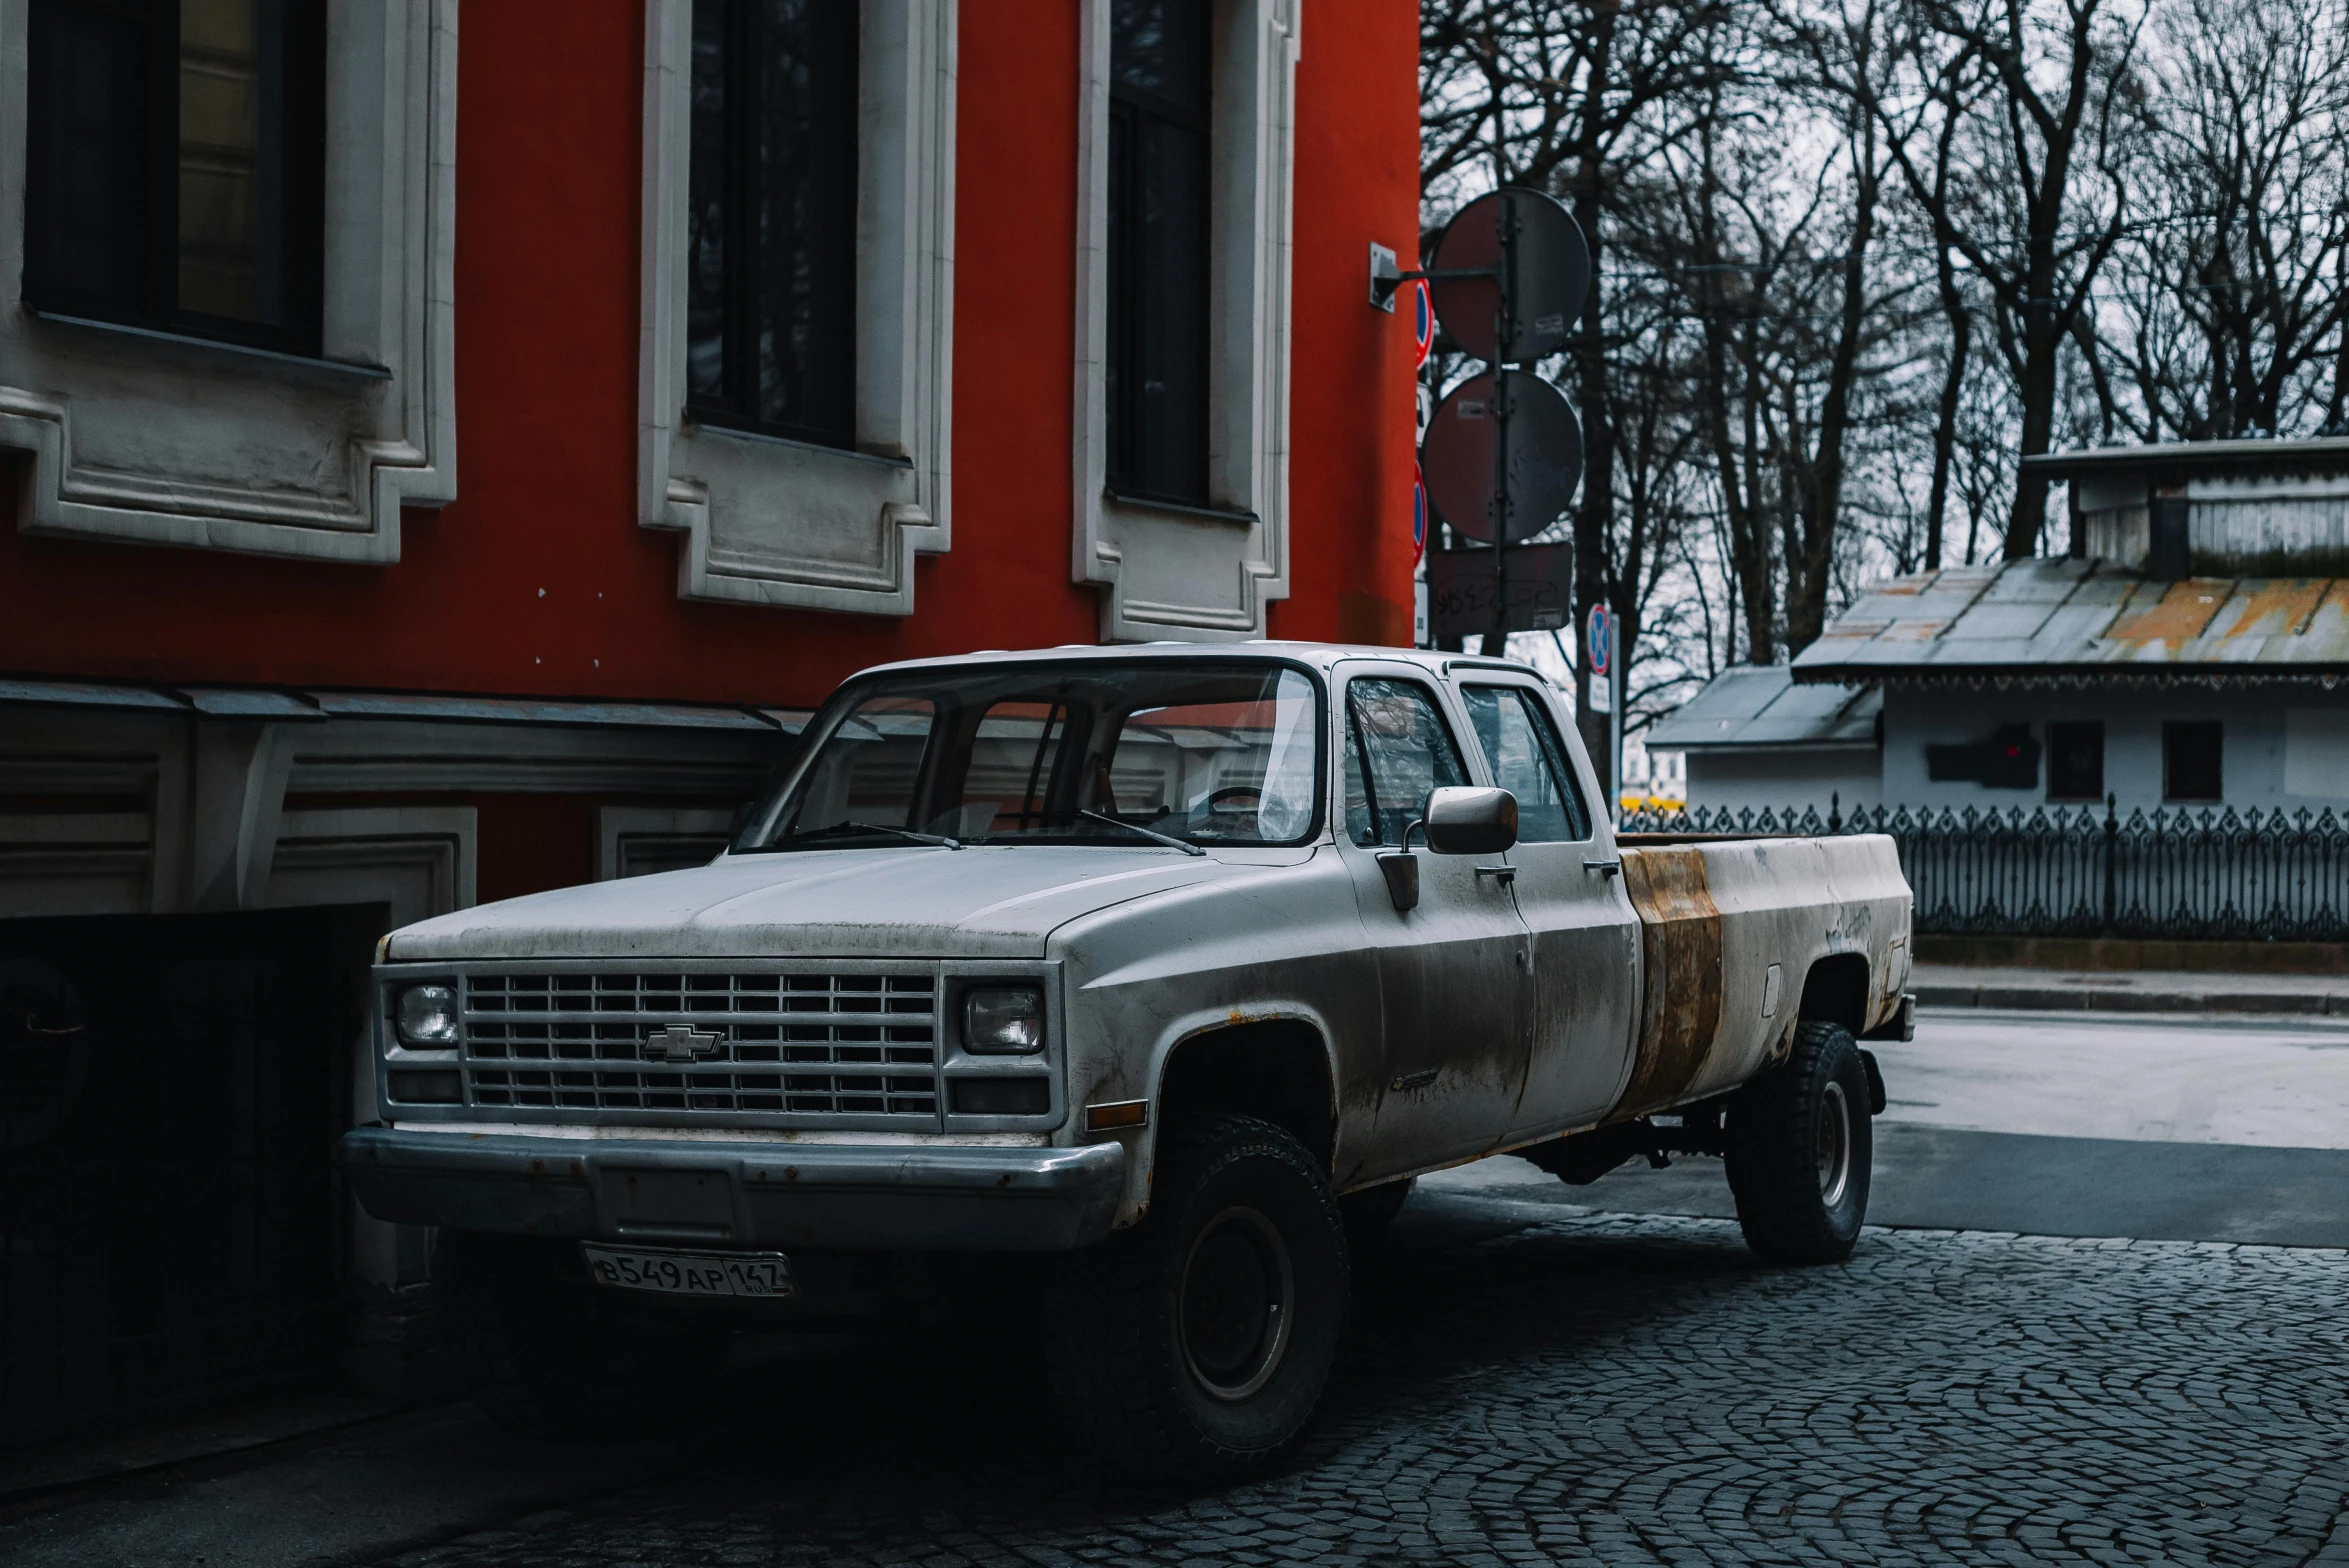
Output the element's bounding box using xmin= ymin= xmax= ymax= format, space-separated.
xmin=1880 ymin=1007 xmax=2349 ymax=1148
xmin=1425 ymin=1008 xmax=2349 ymax=1248
xmin=2 ymin=1007 xmax=2342 ymax=1567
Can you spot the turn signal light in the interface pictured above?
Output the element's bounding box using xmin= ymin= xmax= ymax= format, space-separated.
xmin=386 ymin=1068 xmax=462 ymax=1105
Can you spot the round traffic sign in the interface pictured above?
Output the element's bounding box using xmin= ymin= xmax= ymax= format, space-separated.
xmin=1417 ymin=369 xmax=1584 ymax=545
xmin=1587 ymin=603 xmax=1612 ymax=677
xmin=1412 ymin=461 xmax=1428 ymax=564
xmin=1428 ymin=188 xmax=1590 ymax=365
xmin=1411 ymin=277 xmax=1434 ymax=367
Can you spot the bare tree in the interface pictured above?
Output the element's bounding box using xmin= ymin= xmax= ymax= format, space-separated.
xmin=1663 ymin=84 xmax=1782 ymax=665
xmin=1417 ymin=0 xmax=2349 ymax=770
xmin=1874 ymin=15 xmax=1990 ymax=569
xmin=2104 ymin=0 xmax=2349 ymax=440
xmin=1898 ymin=0 xmax=2146 ymax=559
xmin=1770 ymin=0 xmax=1908 ymax=650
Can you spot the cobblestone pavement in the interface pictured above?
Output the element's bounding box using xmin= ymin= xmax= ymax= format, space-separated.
xmin=368 ymin=1199 xmax=2349 ymax=1568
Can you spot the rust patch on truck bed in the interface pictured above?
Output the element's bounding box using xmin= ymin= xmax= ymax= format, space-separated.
xmin=1615 ymin=847 xmax=1724 ymax=1116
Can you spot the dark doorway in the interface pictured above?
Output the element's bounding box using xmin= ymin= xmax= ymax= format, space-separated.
xmin=0 ymin=907 xmax=363 ymax=1445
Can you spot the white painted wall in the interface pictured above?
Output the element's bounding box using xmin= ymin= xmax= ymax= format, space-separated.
xmin=1878 ymin=686 xmax=2349 ymax=816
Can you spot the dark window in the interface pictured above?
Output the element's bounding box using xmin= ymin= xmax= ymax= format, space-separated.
xmin=23 ymin=0 xmax=325 ymax=355
xmin=687 ymin=0 xmax=859 ymax=448
xmin=1925 ymin=725 xmax=2040 ymax=790
xmin=2047 ymin=722 xmax=2105 ymax=802
xmin=1106 ymin=0 xmax=1211 ymax=506
xmin=2164 ymin=721 xmax=2224 ymax=802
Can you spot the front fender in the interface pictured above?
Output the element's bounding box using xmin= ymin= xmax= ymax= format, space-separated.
xmin=1047 ymin=848 xmax=1382 ymax=1227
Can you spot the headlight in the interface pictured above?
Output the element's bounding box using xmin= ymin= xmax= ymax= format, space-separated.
xmin=396 ymin=983 xmax=459 ymax=1046
xmin=964 ymin=986 xmax=1043 ymax=1054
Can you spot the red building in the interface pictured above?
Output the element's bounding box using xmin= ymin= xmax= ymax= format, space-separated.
xmin=0 ymin=0 xmax=1420 ymax=1442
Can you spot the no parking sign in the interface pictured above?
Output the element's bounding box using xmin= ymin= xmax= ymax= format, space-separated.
xmin=1587 ymin=603 xmax=1614 ymax=714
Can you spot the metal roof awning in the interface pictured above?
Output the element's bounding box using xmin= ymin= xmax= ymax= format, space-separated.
xmin=2020 ymin=436 xmax=2349 ymax=483
xmin=0 ymin=676 xmax=813 ymax=733
xmin=1647 ymin=666 xmax=1881 ymax=751
xmin=1790 ymin=558 xmax=2349 ymax=686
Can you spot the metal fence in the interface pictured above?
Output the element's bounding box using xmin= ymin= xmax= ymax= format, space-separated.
xmin=1615 ymin=799 xmax=2349 ymax=942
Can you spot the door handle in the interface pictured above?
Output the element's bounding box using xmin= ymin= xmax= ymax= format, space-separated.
xmin=1473 ymin=864 xmax=1516 ymax=886
xmin=1583 ymin=858 xmax=1622 ymax=879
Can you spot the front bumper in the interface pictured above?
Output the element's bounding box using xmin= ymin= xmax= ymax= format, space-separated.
xmin=337 ymin=1127 xmax=1126 ymax=1252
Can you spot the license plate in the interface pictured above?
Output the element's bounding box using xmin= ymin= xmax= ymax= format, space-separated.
xmin=580 ymin=1243 xmax=795 ymax=1298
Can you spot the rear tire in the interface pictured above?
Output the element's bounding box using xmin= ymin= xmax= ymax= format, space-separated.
xmin=1725 ymin=1020 xmax=1872 ymax=1264
xmin=1045 ymin=1114 xmax=1349 ymax=1482
xmin=436 ymin=1232 xmax=731 ymax=1437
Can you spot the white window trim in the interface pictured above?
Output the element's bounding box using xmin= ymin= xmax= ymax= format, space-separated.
xmin=266 ymin=805 xmax=477 ymax=928
xmin=0 ymin=0 xmax=457 ymax=562
xmin=638 ymin=0 xmax=955 ymax=616
xmin=595 ymin=804 xmax=736 ymax=881
xmin=1072 ymin=0 xmax=1297 ymax=642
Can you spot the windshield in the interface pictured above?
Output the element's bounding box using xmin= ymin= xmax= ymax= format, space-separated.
xmin=736 ymin=660 xmax=1324 ymax=852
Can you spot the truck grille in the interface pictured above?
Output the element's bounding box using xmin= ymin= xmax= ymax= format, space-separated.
xmin=458 ymin=971 xmax=940 ymax=1119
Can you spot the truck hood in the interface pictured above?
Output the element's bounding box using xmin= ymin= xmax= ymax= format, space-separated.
xmin=380 ymin=845 xmax=1245 ymax=962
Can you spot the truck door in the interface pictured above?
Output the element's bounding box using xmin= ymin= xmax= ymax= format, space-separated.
xmin=1335 ymin=665 xmax=1535 ymax=1173
xmin=1456 ymin=676 xmax=1642 ymax=1139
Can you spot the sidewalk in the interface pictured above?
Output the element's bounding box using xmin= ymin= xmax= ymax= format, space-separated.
xmin=1913 ymin=962 xmax=2349 ymax=1016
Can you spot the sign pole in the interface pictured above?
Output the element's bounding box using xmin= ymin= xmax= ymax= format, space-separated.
xmin=1411 ymin=186 xmax=1587 ymax=657
xmin=1586 ymin=603 xmax=1622 ymax=813
xmin=1488 ymin=197 xmax=1518 ymax=657
xmin=1611 ymin=658 xmax=1624 ymax=812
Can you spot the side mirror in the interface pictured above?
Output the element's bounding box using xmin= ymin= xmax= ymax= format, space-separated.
xmin=1421 ymin=786 xmax=1517 ymax=855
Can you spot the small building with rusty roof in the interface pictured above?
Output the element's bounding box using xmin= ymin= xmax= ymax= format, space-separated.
xmin=1652 ymin=437 xmax=2349 ymax=817
xmin=1645 ymin=667 xmax=1883 ymax=815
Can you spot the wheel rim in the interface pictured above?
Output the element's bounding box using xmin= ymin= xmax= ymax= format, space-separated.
xmin=1816 ymin=1079 xmax=1852 ymax=1208
xmin=1178 ymin=1205 xmax=1295 ymax=1402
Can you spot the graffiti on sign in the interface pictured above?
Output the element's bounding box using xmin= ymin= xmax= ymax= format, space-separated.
xmin=1426 ymin=543 xmax=1570 ymax=641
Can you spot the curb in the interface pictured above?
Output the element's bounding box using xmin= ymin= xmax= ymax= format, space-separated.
xmin=1914 ymin=982 xmax=2349 ymax=1016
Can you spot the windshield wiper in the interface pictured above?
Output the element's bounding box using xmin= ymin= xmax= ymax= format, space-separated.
xmin=783 ymin=821 xmax=962 ymax=851
xmin=1075 ymin=809 xmax=1205 ymax=857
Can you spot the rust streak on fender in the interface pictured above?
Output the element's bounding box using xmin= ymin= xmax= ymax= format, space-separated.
xmin=1616 ymin=846 xmax=1723 ymax=1116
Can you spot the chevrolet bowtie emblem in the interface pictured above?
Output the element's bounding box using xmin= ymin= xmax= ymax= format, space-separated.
xmin=646 ymin=1023 xmax=721 ymax=1062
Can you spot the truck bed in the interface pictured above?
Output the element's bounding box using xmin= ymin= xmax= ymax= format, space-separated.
xmin=1612 ymin=832 xmax=1910 ymax=1119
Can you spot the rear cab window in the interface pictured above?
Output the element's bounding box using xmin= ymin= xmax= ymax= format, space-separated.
xmin=1459 ymin=683 xmax=1592 ymax=843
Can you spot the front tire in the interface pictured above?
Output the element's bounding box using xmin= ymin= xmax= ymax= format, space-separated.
xmin=1046 ymin=1114 xmax=1349 ymax=1481
xmin=1725 ymin=1020 xmax=1873 ymax=1264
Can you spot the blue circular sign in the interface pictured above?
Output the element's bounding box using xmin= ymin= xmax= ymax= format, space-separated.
xmin=1412 ymin=462 xmax=1427 ymax=563
xmin=1412 ymin=278 xmax=1434 ymax=367
xmin=1586 ymin=604 xmax=1612 ymax=677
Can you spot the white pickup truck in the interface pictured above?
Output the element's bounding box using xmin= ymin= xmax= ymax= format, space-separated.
xmin=341 ymin=644 xmax=1911 ymax=1478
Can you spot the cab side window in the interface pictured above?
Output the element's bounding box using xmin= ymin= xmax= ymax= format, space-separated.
xmin=1461 ymin=684 xmax=1591 ymax=842
xmin=1344 ymin=678 xmax=1470 ymax=846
